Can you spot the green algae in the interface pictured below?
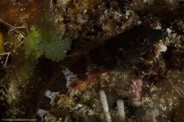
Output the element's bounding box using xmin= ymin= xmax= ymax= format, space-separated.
xmin=23 ymin=27 xmax=71 ymax=61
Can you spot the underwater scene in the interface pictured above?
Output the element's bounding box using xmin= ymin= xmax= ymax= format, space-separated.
xmin=0 ymin=0 xmax=184 ymax=122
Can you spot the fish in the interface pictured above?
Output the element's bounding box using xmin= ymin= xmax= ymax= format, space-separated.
xmin=35 ymin=25 xmax=164 ymax=121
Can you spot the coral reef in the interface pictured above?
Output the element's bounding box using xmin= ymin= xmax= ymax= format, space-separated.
xmin=0 ymin=0 xmax=184 ymax=122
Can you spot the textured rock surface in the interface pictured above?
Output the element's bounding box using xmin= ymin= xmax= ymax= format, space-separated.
xmin=0 ymin=0 xmax=184 ymax=122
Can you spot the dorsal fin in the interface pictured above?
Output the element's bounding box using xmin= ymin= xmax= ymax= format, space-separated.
xmin=61 ymin=35 xmax=111 ymax=68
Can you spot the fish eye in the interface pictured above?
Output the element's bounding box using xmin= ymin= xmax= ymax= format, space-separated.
xmin=136 ymin=36 xmax=149 ymax=45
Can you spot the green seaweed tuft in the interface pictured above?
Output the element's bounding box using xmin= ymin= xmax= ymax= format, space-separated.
xmin=23 ymin=28 xmax=44 ymax=60
xmin=23 ymin=10 xmax=72 ymax=61
xmin=23 ymin=28 xmax=71 ymax=61
xmin=44 ymin=38 xmax=71 ymax=61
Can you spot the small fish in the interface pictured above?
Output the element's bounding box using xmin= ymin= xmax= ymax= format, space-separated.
xmin=36 ymin=25 xmax=164 ymax=120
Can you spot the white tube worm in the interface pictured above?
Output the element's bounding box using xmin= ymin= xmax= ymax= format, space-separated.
xmin=117 ymin=99 xmax=125 ymax=122
xmin=99 ymin=90 xmax=112 ymax=122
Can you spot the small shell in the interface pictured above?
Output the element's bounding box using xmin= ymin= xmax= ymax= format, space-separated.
xmin=158 ymin=44 xmax=167 ymax=53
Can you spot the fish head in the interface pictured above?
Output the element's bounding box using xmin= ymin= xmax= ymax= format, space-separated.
xmin=120 ymin=25 xmax=165 ymax=60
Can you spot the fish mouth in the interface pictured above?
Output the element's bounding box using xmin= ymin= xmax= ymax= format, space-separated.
xmin=150 ymin=29 xmax=165 ymax=43
xmin=145 ymin=29 xmax=165 ymax=54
